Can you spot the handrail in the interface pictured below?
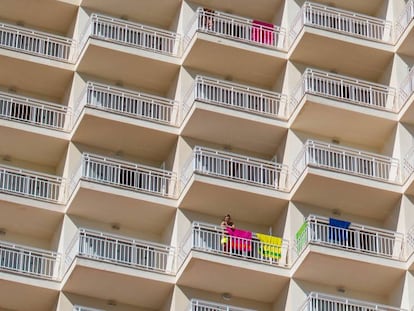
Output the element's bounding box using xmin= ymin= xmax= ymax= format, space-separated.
xmin=185 ymin=7 xmax=286 ymax=51
xmin=399 ymin=66 xmax=414 ymax=111
xmin=79 ymin=13 xmax=180 ymax=57
xmin=395 ymin=0 xmax=414 ymax=40
xmin=294 ymin=214 xmax=404 ymax=260
xmin=299 ymin=292 xmax=407 ymax=311
xmin=181 ymin=146 xmax=289 ymax=191
xmin=0 ymin=163 xmax=64 ymax=202
xmin=76 ymin=153 xmax=177 ymax=198
xmin=291 ymin=68 xmax=396 ymax=112
xmin=402 ymin=145 xmax=414 ymax=182
xmin=190 ymin=299 xmax=256 ymax=311
xmin=0 ymin=240 xmax=60 ymax=280
xmin=0 ymin=21 xmax=75 ymax=61
xmin=292 ymin=140 xmax=400 ymax=184
xmin=183 ymin=75 xmax=289 ymax=120
xmin=73 ymin=306 xmax=105 ymax=311
xmin=66 ymin=228 xmax=175 ymax=274
xmin=182 ymin=221 xmax=290 ymax=267
xmin=0 ymin=90 xmax=69 ymax=130
xmin=290 ymin=1 xmax=392 ymax=44
xmin=72 ymin=81 xmax=179 ymax=127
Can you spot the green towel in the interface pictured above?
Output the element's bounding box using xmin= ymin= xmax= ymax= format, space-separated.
xmin=295 ymin=221 xmax=308 ymax=254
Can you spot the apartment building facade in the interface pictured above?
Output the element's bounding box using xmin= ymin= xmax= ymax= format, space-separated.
xmin=0 ymin=0 xmax=414 ymax=310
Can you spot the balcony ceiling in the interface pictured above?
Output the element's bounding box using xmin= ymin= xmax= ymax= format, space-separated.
xmin=0 ymin=124 xmax=69 ymax=168
xmin=189 ymin=0 xmax=283 ymax=23
xmin=64 ymin=263 xmax=174 ymax=309
xmin=0 ymin=0 xmax=77 ymax=35
xmin=292 ymin=171 xmax=402 ymax=221
xmin=80 ymin=0 xmax=181 ymax=29
xmin=0 ymin=201 xmax=63 ymax=241
xmin=68 ymin=186 xmax=176 ymax=235
xmin=304 ymin=0 xmax=385 ymax=16
xmin=290 ymin=32 xmax=393 ymax=82
xmin=72 ymin=112 xmax=178 ymax=162
xmin=0 ymin=279 xmax=58 ymax=311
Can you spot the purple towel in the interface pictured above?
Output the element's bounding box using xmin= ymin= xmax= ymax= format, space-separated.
xmin=226 ymin=227 xmax=252 ymax=251
xmin=252 ymin=20 xmax=274 ymax=45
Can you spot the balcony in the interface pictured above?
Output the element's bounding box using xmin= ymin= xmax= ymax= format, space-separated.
xmin=0 ymin=90 xmax=69 ymax=131
xmin=63 ymin=228 xmax=175 ymax=310
xmin=289 ymin=2 xmax=393 ymax=81
xmin=73 ymin=307 xmax=103 ymax=311
xmin=190 ymin=299 xmax=255 ymax=311
xmin=290 ymin=68 xmax=397 ymax=149
xmin=0 ymin=164 xmax=64 ymax=203
xmin=76 ymin=13 xmax=180 ymax=94
xmin=294 ymin=215 xmax=404 ymax=260
xmin=179 ymin=146 xmax=289 ymax=225
xmin=400 ymin=146 xmax=414 ymax=195
xmin=395 ymin=0 xmax=414 ymax=55
xmin=71 ymin=81 xmax=179 ymax=161
xmin=298 ymin=292 xmax=406 ymax=311
xmin=291 ymin=140 xmax=401 ymax=220
xmin=407 ymin=226 xmax=414 ymax=270
xmin=177 ymin=222 xmax=290 ymax=304
xmin=67 ymin=153 xmax=177 ymax=235
xmin=399 ymin=67 xmax=414 ymax=124
xmin=0 ymin=21 xmax=75 ymax=62
xmin=292 ymin=215 xmax=406 ymax=297
xmin=181 ymin=75 xmax=288 ymax=155
xmin=183 ymin=8 xmax=286 ymax=90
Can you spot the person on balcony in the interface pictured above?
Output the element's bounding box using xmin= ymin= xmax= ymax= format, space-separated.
xmin=221 ymin=214 xmax=234 ymax=252
xmin=221 ymin=214 xmax=235 ymax=230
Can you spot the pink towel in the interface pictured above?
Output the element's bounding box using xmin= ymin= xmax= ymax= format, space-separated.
xmin=252 ymin=20 xmax=274 ymax=45
xmin=226 ymin=227 xmax=252 ymax=251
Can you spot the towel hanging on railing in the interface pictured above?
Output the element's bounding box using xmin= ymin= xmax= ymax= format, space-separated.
xmin=329 ymin=218 xmax=351 ymax=242
xmin=256 ymin=233 xmax=282 ymax=259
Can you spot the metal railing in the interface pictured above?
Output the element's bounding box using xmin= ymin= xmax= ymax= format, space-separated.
xmin=0 ymin=240 xmax=60 ymax=280
xmin=73 ymin=81 xmax=178 ymax=127
xmin=181 ymin=146 xmax=289 ymax=191
xmin=65 ymin=228 xmax=175 ymax=274
xmin=290 ymin=2 xmax=392 ymax=43
xmin=407 ymin=226 xmax=414 ymax=258
xmin=0 ymin=164 xmax=64 ymax=202
xmin=298 ymin=292 xmax=406 ymax=311
xmin=402 ymin=145 xmax=414 ymax=182
xmin=0 ymin=22 xmax=74 ymax=61
xmin=183 ymin=75 xmax=289 ymax=120
xmin=73 ymin=307 xmax=105 ymax=311
xmin=294 ymin=215 xmax=404 ymax=260
xmin=79 ymin=13 xmax=180 ymax=56
xmin=399 ymin=67 xmax=414 ymax=110
xmin=184 ymin=7 xmax=286 ymax=50
xmin=292 ymin=140 xmax=400 ymax=184
xmin=0 ymin=90 xmax=68 ymax=130
xmin=72 ymin=153 xmax=177 ymax=198
xmin=180 ymin=222 xmax=289 ymax=267
xmin=190 ymin=299 xmax=256 ymax=311
xmin=291 ymin=69 xmax=396 ymax=112
xmin=395 ymin=0 xmax=414 ymax=40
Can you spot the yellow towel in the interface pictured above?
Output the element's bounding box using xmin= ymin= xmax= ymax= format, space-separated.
xmin=256 ymin=233 xmax=282 ymax=259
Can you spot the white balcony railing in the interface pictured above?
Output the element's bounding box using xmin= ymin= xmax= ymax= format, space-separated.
xmin=0 ymin=90 xmax=68 ymax=130
xmin=181 ymin=146 xmax=289 ymax=191
xmin=73 ymin=81 xmax=179 ymax=127
xmin=73 ymin=306 xmax=105 ymax=311
xmin=0 ymin=240 xmax=60 ymax=280
xmin=402 ymin=146 xmax=414 ymax=181
xmin=190 ymin=299 xmax=256 ymax=311
xmin=65 ymin=228 xmax=175 ymax=274
xmin=185 ymin=7 xmax=286 ymax=50
xmin=291 ymin=69 xmax=397 ymax=112
xmin=0 ymin=164 xmax=64 ymax=202
xmin=183 ymin=75 xmax=289 ymax=120
xmin=79 ymin=13 xmax=180 ymax=56
xmin=290 ymin=2 xmax=392 ymax=43
xmin=292 ymin=140 xmax=400 ymax=184
xmin=179 ymin=222 xmax=289 ymax=267
xmin=395 ymin=0 xmax=414 ymax=40
xmin=298 ymin=292 xmax=406 ymax=311
xmin=0 ymin=22 xmax=74 ymax=61
xmin=399 ymin=67 xmax=414 ymax=110
xmin=294 ymin=215 xmax=404 ymax=260
xmin=407 ymin=226 xmax=414 ymax=258
xmin=70 ymin=153 xmax=177 ymax=198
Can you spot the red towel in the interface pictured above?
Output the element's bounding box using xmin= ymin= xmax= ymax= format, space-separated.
xmin=226 ymin=227 xmax=252 ymax=251
xmin=252 ymin=20 xmax=274 ymax=45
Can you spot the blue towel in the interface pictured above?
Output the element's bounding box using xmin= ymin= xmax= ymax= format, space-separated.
xmin=328 ymin=218 xmax=351 ymax=242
